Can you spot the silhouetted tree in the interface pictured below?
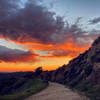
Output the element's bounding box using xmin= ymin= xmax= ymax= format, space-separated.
xmin=35 ymin=67 xmax=43 ymax=76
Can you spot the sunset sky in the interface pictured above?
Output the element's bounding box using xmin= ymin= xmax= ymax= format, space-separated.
xmin=0 ymin=0 xmax=100 ymax=72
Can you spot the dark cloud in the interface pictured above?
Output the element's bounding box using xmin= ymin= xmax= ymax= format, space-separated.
xmin=90 ymin=29 xmax=100 ymax=35
xmin=0 ymin=45 xmax=37 ymax=63
xmin=0 ymin=0 xmax=99 ymax=45
xmin=0 ymin=0 xmax=60 ymax=43
xmin=89 ymin=17 xmax=100 ymax=24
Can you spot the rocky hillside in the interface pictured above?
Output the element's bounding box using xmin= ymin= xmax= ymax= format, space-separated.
xmin=40 ymin=36 xmax=100 ymax=100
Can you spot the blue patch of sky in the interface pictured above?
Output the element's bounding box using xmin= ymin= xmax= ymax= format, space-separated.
xmin=0 ymin=39 xmax=28 ymax=51
xmin=42 ymin=0 xmax=100 ymax=30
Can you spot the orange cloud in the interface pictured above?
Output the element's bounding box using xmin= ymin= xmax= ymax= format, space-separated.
xmin=0 ymin=0 xmax=99 ymax=72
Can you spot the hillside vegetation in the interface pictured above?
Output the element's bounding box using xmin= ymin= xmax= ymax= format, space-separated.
xmin=0 ymin=72 xmax=48 ymax=100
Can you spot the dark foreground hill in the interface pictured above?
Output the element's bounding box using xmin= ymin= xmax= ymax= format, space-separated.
xmin=0 ymin=72 xmax=48 ymax=100
xmin=40 ymin=36 xmax=100 ymax=100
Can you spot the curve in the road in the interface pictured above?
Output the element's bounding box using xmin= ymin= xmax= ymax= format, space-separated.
xmin=25 ymin=83 xmax=89 ymax=100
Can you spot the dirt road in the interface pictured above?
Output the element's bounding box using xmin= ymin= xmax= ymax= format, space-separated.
xmin=25 ymin=83 xmax=89 ymax=100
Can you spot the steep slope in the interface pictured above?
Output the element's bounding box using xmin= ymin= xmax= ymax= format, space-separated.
xmin=63 ymin=36 xmax=100 ymax=86
xmin=40 ymin=36 xmax=100 ymax=100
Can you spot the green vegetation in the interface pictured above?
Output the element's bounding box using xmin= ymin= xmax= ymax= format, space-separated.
xmin=0 ymin=78 xmax=48 ymax=100
xmin=67 ymin=80 xmax=100 ymax=100
xmin=74 ymin=81 xmax=100 ymax=100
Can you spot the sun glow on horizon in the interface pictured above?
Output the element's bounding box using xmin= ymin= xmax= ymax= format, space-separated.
xmin=0 ymin=36 xmax=92 ymax=72
xmin=0 ymin=0 xmax=99 ymax=72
